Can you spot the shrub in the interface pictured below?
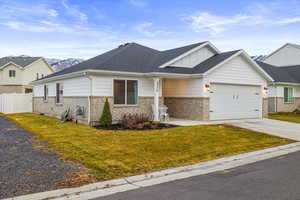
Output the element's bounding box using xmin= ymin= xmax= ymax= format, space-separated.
xmin=293 ymin=109 xmax=300 ymax=114
xmin=120 ymin=113 xmax=150 ymax=129
xmin=99 ymin=98 xmax=112 ymax=126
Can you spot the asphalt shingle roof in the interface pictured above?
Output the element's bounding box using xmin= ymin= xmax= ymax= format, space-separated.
xmin=256 ymin=61 xmax=300 ymax=83
xmin=0 ymin=56 xmax=41 ymax=68
xmin=41 ymin=42 xmax=240 ymax=80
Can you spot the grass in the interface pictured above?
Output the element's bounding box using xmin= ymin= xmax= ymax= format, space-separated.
xmin=5 ymin=113 xmax=293 ymax=181
xmin=269 ymin=112 xmax=300 ymax=123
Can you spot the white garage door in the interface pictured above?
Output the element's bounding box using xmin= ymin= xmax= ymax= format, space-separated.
xmin=210 ymin=84 xmax=261 ymax=120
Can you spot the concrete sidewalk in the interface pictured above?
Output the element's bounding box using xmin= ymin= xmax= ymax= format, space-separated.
xmin=228 ymin=118 xmax=300 ymax=141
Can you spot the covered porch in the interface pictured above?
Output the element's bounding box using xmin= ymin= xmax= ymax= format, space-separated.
xmin=152 ymin=76 xmax=209 ymax=122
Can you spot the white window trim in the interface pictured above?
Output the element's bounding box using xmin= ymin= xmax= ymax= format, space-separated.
xmin=9 ymin=70 xmax=16 ymax=77
xmin=112 ymin=78 xmax=139 ymax=106
xmin=43 ymin=84 xmax=48 ymax=102
xmin=284 ymin=87 xmax=294 ymax=103
xmin=56 ymin=82 xmax=64 ymax=104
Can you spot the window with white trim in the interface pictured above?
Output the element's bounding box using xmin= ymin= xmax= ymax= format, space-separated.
xmin=56 ymin=83 xmax=63 ymax=103
xmin=9 ymin=70 xmax=16 ymax=77
xmin=284 ymin=87 xmax=293 ymax=103
xmin=43 ymin=85 xmax=48 ymax=101
xmin=113 ymin=80 xmax=138 ymax=105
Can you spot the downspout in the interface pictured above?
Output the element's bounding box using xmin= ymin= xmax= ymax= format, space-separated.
xmin=85 ymin=72 xmax=92 ymax=125
xmin=275 ymin=84 xmax=278 ymax=113
xmin=273 ymin=82 xmax=277 ymax=113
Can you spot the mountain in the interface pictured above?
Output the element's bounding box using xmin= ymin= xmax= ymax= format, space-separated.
xmin=251 ymin=55 xmax=266 ymax=61
xmin=46 ymin=58 xmax=84 ymax=71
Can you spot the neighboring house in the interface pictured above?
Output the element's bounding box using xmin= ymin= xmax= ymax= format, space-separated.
xmin=257 ymin=43 xmax=300 ymax=113
xmin=0 ymin=56 xmax=55 ymax=93
xmin=32 ymin=41 xmax=272 ymax=125
xmin=263 ymin=43 xmax=300 ymax=66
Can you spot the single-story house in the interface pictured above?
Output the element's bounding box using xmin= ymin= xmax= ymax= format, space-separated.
xmin=0 ymin=56 xmax=54 ymax=93
xmin=32 ymin=41 xmax=273 ymax=124
xmin=257 ymin=43 xmax=300 ymax=113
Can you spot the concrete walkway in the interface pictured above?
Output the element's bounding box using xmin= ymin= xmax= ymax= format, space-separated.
xmin=168 ymin=118 xmax=261 ymax=126
xmin=228 ymin=118 xmax=300 ymax=141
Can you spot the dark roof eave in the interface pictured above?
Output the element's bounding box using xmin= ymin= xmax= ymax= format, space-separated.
xmin=32 ymin=69 xmax=205 ymax=84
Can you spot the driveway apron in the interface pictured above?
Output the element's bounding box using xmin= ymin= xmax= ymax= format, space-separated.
xmin=228 ymin=118 xmax=300 ymax=141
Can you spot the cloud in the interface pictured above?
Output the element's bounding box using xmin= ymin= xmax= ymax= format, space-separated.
xmin=128 ymin=0 xmax=147 ymax=7
xmin=184 ymin=12 xmax=249 ymax=34
xmin=0 ymin=3 xmax=59 ymax=19
xmin=135 ymin=22 xmax=171 ymax=37
xmin=184 ymin=1 xmax=300 ymax=35
xmin=278 ymin=17 xmax=300 ymax=24
xmin=47 ymin=9 xmax=59 ymax=17
xmin=62 ymin=0 xmax=88 ymax=22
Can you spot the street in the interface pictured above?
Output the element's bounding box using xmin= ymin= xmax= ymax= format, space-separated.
xmin=94 ymin=151 xmax=300 ymax=200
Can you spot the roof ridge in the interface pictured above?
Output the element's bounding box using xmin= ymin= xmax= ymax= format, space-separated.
xmin=162 ymin=41 xmax=206 ymax=52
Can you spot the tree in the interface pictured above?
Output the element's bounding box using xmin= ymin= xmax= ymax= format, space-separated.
xmin=99 ymin=98 xmax=112 ymax=126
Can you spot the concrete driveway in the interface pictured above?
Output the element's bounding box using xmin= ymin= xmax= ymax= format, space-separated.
xmin=228 ymin=118 xmax=300 ymax=141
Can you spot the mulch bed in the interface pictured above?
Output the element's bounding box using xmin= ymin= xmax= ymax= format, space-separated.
xmin=94 ymin=123 xmax=178 ymax=130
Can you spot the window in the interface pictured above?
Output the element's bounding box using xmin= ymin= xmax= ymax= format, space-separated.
xmin=43 ymin=85 xmax=48 ymax=101
xmin=113 ymin=80 xmax=138 ymax=105
xmin=9 ymin=70 xmax=16 ymax=77
xmin=36 ymin=73 xmax=39 ymax=80
xmin=284 ymin=87 xmax=294 ymax=103
xmin=56 ymin=83 xmax=63 ymax=103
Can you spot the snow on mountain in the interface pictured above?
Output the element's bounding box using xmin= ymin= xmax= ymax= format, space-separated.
xmin=46 ymin=58 xmax=84 ymax=71
xmin=251 ymin=55 xmax=266 ymax=61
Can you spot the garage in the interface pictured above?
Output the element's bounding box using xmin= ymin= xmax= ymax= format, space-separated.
xmin=209 ymin=83 xmax=261 ymax=120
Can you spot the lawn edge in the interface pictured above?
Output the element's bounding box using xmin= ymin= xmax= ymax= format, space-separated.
xmin=6 ymin=142 xmax=300 ymax=200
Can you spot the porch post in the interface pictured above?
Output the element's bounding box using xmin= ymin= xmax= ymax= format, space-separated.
xmin=153 ymin=78 xmax=160 ymax=121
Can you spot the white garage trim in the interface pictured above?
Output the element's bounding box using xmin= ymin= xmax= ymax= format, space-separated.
xmin=209 ymin=83 xmax=262 ymax=120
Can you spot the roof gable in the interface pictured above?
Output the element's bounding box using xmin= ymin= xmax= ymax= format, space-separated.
xmin=204 ymin=50 xmax=273 ymax=81
xmin=0 ymin=56 xmax=42 ymax=69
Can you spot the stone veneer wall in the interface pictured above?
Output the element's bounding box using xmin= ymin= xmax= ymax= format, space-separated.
xmin=164 ymin=97 xmax=209 ymax=121
xmin=90 ymin=96 xmax=163 ymax=124
xmin=34 ymin=96 xmax=162 ymax=125
xmin=262 ymin=98 xmax=268 ymax=117
xmin=33 ymin=97 xmax=89 ymax=124
xmin=273 ymin=97 xmax=300 ymax=112
xmin=268 ymin=97 xmax=276 ymax=113
xmin=0 ymin=85 xmax=25 ymax=93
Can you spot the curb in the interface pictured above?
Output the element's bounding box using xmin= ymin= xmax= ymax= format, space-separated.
xmin=6 ymin=142 xmax=300 ymax=200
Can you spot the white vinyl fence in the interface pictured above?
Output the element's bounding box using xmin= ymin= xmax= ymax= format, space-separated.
xmin=0 ymin=93 xmax=33 ymax=114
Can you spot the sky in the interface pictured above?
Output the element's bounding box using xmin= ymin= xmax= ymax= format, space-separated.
xmin=0 ymin=0 xmax=300 ymax=59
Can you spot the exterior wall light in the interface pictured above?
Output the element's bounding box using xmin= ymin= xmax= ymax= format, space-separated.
xmin=263 ymin=87 xmax=268 ymax=94
xmin=204 ymin=84 xmax=210 ymax=92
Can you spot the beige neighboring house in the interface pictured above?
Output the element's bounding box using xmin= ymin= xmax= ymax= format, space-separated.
xmin=257 ymin=43 xmax=300 ymax=113
xmin=0 ymin=56 xmax=54 ymax=93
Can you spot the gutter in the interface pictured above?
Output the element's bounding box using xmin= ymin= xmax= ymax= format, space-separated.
xmin=31 ymin=70 xmax=87 ymax=85
xmin=274 ymin=82 xmax=300 ymax=86
xmin=31 ymin=70 xmax=205 ymax=85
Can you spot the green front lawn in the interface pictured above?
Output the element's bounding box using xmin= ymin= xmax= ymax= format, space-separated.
xmin=269 ymin=112 xmax=300 ymax=123
xmin=5 ymin=113 xmax=293 ymax=181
